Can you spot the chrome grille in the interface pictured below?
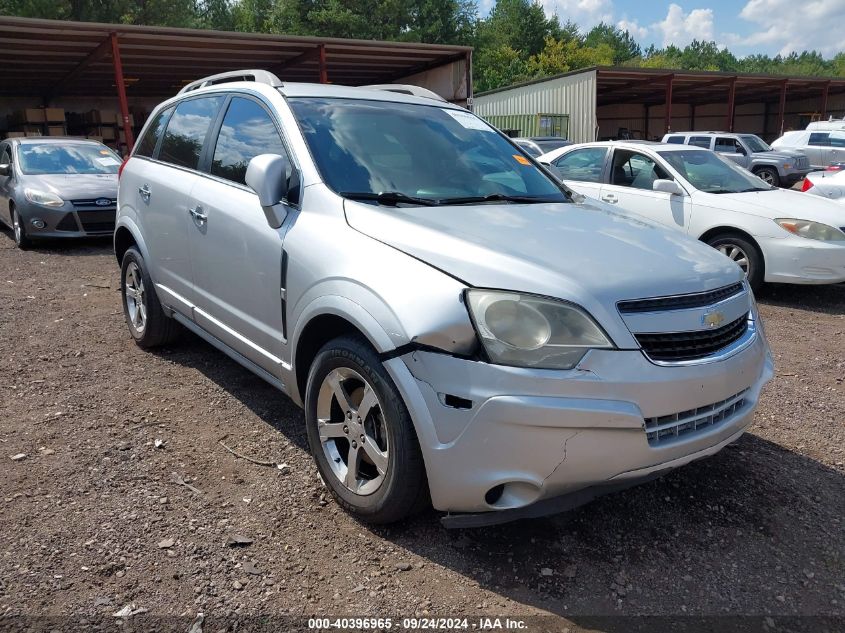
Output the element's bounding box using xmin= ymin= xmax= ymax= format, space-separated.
xmin=618 ymin=283 xmax=744 ymax=313
xmin=634 ymin=314 xmax=749 ymax=362
xmin=645 ymin=390 xmax=748 ymax=445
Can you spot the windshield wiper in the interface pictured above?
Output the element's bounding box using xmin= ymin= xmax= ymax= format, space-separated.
xmin=437 ymin=193 xmax=562 ymax=205
xmin=341 ymin=191 xmax=439 ymax=207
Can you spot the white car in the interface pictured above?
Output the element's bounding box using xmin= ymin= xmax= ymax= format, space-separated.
xmin=802 ymin=168 xmax=845 ymax=204
xmin=771 ymin=130 xmax=845 ymax=170
xmin=539 ymin=141 xmax=845 ymax=290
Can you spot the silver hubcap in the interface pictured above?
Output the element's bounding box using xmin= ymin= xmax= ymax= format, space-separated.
xmin=12 ymin=212 xmax=21 ymax=243
xmin=317 ymin=367 xmax=389 ymax=496
xmin=124 ymin=262 xmax=147 ymax=334
xmin=758 ymin=171 xmax=775 ymax=185
xmin=717 ymin=243 xmax=750 ymax=275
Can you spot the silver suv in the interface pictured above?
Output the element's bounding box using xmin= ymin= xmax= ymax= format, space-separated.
xmin=663 ymin=131 xmax=811 ymax=187
xmin=115 ymin=70 xmax=773 ymax=527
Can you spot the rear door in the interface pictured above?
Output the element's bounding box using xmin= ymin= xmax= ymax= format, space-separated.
xmin=550 ymin=146 xmax=608 ymax=200
xmin=806 ymin=132 xmax=831 ymax=168
xmin=827 ymin=132 xmax=845 ymax=165
xmin=126 ymin=96 xmax=224 ymax=317
xmin=600 ymin=148 xmax=690 ymax=231
xmin=186 ymin=94 xmax=292 ymax=375
xmin=0 ymin=143 xmax=12 ymax=224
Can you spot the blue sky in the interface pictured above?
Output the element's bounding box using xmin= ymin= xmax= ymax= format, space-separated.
xmin=479 ymin=0 xmax=845 ymax=57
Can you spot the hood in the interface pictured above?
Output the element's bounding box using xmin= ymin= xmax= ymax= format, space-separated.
xmin=699 ymin=188 xmax=845 ymax=224
xmin=24 ymin=173 xmax=118 ymax=201
xmin=754 ymin=149 xmax=806 ymax=161
xmin=345 ymin=198 xmax=742 ymax=317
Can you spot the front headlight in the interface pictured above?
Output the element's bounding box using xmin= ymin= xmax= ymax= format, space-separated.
xmin=775 ymin=218 xmax=845 ymax=241
xmin=466 ymin=290 xmax=614 ymax=369
xmin=24 ymin=188 xmax=64 ymax=208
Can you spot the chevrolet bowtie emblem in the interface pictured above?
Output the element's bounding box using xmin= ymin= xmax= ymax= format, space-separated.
xmin=702 ymin=310 xmax=726 ymax=328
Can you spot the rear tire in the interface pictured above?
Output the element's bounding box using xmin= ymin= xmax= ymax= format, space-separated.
xmin=754 ymin=166 xmax=780 ymax=188
xmin=305 ymin=335 xmax=429 ymax=524
xmin=706 ymin=234 xmax=765 ymax=292
xmin=120 ymin=247 xmax=180 ymax=348
xmin=11 ymin=206 xmax=31 ymax=250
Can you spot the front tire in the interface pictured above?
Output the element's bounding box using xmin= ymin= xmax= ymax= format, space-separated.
xmin=120 ymin=247 xmax=180 ymax=348
xmin=754 ymin=166 xmax=780 ymax=188
xmin=706 ymin=234 xmax=765 ymax=292
xmin=11 ymin=206 xmax=31 ymax=250
xmin=305 ymin=335 xmax=428 ymax=524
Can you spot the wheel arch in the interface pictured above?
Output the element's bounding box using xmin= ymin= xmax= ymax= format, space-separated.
xmin=113 ymin=219 xmax=149 ymax=265
xmin=698 ymin=225 xmax=766 ymax=278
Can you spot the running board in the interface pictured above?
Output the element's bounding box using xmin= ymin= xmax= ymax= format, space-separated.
xmin=170 ymin=312 xmax=286 ymax=393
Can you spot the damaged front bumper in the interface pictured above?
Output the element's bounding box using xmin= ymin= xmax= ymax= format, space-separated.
xmin=382 ymin=332 xmax=773 ymax=525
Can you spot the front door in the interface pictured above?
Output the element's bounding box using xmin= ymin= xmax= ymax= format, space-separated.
xmin=714 ymin=137 xmax=751 ymax=169
xmin=600 ymin=148 xmax=690 ymax=232
xmin=187 ymin=95 xmax=292 ymax=376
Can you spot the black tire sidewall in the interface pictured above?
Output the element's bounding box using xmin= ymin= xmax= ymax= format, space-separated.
xmin=11 ymin=206 xmax=30 ymax=249
xmin=708 ymin=235 xmax=764 ymax=291
xmin=304 ymin=337 xmax=426 ymax=522
xmin=755 ymin=167 xmax=779 ymax=187
xmin=120 ymin=246 xmax=173 ymax=347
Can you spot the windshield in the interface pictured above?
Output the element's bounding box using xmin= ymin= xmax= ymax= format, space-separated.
xmin=739 ymin=135 xmax=771 ymax=153
xmin=288 ymin=97 xmax=567 ymax=205
xmin=18 ymin=143 xmax=121 ymax=175
xmin=658 ymin=149 xmax=773 ymax=194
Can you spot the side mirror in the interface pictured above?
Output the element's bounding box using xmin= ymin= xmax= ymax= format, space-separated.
xmin=0 ymin=163 xmax=10 ymax=177
xmin=245 ymin=153 xmax=298 ymax=229
xmin=653 ymin=179 xmax=684 ymax=196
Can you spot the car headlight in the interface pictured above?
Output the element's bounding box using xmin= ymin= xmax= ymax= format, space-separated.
xmin=775 ymin=219 xmax=845 ymax=241
xmin=466 ymin=289 xmax=614 ymax=369
xmin=24 ymin=188 xmax=64 ymax=208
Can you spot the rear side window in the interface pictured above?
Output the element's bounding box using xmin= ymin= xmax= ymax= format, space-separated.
xmin=689 ymin=136 xmax=712 ymax=148
xmin=159 ymin=96 xmax=224 ymax=170
xmin=553 ymin=148 xmax=607 ymax=183
xmin=665 ymin=136 xmax=685 ymax=144
xmin=134 ymin=107 xmax=172 ymax=158
xmin=829 ymin=132 xmax=845 ymax=148
xmin=809 ymin=132 xmax=830 ymax=147
xmin=211 ymin=97 xmax=286 ymax=185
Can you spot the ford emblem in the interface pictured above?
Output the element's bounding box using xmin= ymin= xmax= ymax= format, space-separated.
xmin=95 ymin=198 xmax=112 ymax=207
xmin=702 ymin=310 xmax=726 ymax=328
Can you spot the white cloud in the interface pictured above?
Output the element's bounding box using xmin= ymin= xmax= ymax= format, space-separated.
xmin=652 ymin=3 xmax=714 ymax=48
xmin=540 ymin=0 xmax=614 ymax=29
xmin=617 ymin=18 xmax=648 ymax=40
xmin=736 ymin=0 xmax=845 ymax=56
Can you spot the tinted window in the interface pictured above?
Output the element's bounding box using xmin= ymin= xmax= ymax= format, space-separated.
xmin=211 ymin=98 xmax=286 ymax=185
xmin=289 ymin=97 xmax=566 ymax=203
xmin=17 ymin=143 xmax=122 ymax=175
xmin=689 ymin=136 xmax=712 ymax=148
xmin=553 ymin=148 xmax=607 ymax=183
xmin=610 ymin=150 xmax=670 ymax=190
xmin=715 ymin=137 xmax=744 ymax=153
xmin=665 ymin=136 xmax=685 ymax=144
xmin=135 ymin=107 xmax=172 ymax=158
xmin=159 ymin=96 xmax=224 ymax=170
xmin=809 ymin=132 xmax=830 ymax=147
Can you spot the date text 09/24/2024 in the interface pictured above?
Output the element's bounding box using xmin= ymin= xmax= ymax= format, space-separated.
xmin=308 ymin=617 xmax=528 ymax=630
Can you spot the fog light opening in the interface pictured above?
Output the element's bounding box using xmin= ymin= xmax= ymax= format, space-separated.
xmin=31 ymin=219 xmax=46 ymax=229
xmin=485 ymin=484 xmax=505 ymax=505
xmin=440 ymin=393 xmax=473 ymax=410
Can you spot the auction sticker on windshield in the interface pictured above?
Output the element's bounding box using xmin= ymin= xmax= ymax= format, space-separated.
xmin=443 ymin=109 xmax=494 ymax=131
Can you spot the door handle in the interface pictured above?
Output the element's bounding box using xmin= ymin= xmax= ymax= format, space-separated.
xmin=188 ymin=205 xmax=207 ymax=224
xmin=601 ymin=194 xmax=618 ymax=204
xmin=138 ymin=184 xmax=151 ymax=202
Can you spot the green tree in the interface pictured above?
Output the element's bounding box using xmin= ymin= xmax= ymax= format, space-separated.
xmin=584 ymin=22 xmax=640 ymax=64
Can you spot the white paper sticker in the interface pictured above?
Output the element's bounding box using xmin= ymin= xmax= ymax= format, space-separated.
xmin=96 ymin=157 xmax=120 ymax=166
xmin=443 ymin=109 xmax=494 ymax=132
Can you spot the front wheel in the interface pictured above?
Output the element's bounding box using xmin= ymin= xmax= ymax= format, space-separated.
xmin=11 ymin=206 xmax=31 ymax=250
xmin=305 ymin=335 xmax=428 ymax=524
xmin=754 ymin=166 xmax=780 ymax=188
xmin=120 ymin=247 xmax=180 ymax=348
xmin=706 ymin=234 xmax=765 ymax=292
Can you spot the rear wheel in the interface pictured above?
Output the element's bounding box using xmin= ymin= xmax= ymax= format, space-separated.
xmin=706 ymin=234 xmax=764 ymax=292
xmin=754 ymin=166 xmax=779 ymax=187
xmin=305 ymin=335 xmax=429 ymax=524
xmin=120 ymin=247 xmax=180 ymax=348
xmin=11 ymin=206 xmax=31 ymax=250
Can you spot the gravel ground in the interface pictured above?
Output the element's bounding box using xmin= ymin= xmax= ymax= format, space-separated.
xmin=0 ymin=233 xmax=843 ymax=630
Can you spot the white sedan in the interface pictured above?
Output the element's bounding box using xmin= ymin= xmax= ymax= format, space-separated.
xmin=802 ymin=169 xmax=845 ymax=205
xmin=539 ymin=141 xmax=845 ymax=290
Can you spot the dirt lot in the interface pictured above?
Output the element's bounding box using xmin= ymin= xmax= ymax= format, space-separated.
xmin=0 ymin=233 xmax=843 ymax=630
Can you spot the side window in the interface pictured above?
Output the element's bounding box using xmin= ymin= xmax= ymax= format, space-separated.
xmin=828 ymin=132 xmax=845 ymax=148
xmin=689 ymin=136 xmax=712 ymax=149
xmin=552 ymin=148 xmax=607 ymax=183
xmin=610 ymin=150 xmax=670 ymax=190
xmin=715 ymin=137 xmax=743 ymax=154
xmin=211 ymin=97 xmax=286 ymax=185
xmin=134 ymin=106 xmax=173 ymax=158
xmin=665 ymin=136 xmax=685 ymax=144
xmin=1 ymin=145 xmax=11 ymax=165
xmin=809 ymin=132 xmax=830 ymax=147
xmin=159 ymin=96 xmax=224 ymax=170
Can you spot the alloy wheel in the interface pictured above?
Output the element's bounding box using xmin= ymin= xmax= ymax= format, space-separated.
xmin=316 ymin=367 xmax=389 ymax=496
xmin=124 ymin=261 xmax=147 ymax=335
xmin=717 ymin=243 xmax=750 ymax=275
xmin=758 ymin=170 xmax=776 ymax=185
xmin=12 ymin=211 xmax=21 ymax=244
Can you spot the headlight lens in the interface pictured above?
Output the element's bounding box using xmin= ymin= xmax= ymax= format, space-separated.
xmin=775 ymin=218 xmax=845 ymax=241
xmin=466 ymin=290 xmax=613 ymax=369
xmin=24 ymin=188 xmax=64 ymax=208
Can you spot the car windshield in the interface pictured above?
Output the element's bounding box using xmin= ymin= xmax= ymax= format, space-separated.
xmin=740 ymin=135 xmax=771 ymax=153
xmin=288 ymin=97 xmax=567 ymax=206
xmin=17 ymin=143 xmax=121 ymax=175
xmin=659 ymin=149 xmax=774 ymax=193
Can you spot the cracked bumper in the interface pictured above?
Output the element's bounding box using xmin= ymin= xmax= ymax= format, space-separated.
xmin=383 ymin=332 xmax=773 ymax=515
